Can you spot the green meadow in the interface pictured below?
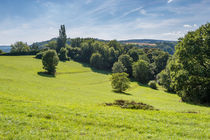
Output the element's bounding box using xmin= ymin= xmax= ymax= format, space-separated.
xmin=0 ymin=56 xmax=209 ymax=139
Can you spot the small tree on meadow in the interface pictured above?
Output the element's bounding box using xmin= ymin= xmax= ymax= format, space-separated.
xmin=42 ymin=50 xmax=59 ymax=75
xmin=111 ymin=72 xmax=130 ymax=92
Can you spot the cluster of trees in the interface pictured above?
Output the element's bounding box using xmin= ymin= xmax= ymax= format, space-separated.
xmin=9 ymin=41 xmax=41 ymax=55
xmin=157 ymin=23 xmax=210 ymax=104
xmin=9 ymin=23 xmax=209 ymax=104
xmin=67 ymin=38 xmax=170 ymax=84
xmin=40 ymin=25 xmax=70 ymax=75
xmin=36 ymin=29 xmax=170 ymax=90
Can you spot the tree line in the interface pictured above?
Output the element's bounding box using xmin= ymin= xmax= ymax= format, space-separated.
xmin=6 ymin=23 xmax=210 ymax=104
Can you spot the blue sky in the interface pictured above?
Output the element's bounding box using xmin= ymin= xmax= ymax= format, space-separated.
xmin=0 ymin=0 xmax=209 ymax=45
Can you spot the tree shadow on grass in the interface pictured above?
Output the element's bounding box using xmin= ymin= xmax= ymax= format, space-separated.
xmin=130 ymin=78 xmax=149 ymax=88
xmin=112 ymin=90 xmax=132 ymax=96
xmin=182 ymin=100 xmax=210 ymax=107
xmin=37 ymin=72 xmax=55 ymax=78
xmin=90 ymin=67 xmax=111 ymax=75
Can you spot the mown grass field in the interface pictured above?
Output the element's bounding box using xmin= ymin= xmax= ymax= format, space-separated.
xmin=0 ymin=56 xmax=209 ymax=139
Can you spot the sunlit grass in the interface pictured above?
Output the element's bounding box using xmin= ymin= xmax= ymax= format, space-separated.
xmin=0 ymin=56 xmax=209 ymax=139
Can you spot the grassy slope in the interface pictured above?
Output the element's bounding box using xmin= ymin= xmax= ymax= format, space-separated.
xmin=0 ymin=56 xmax=209 ymax=139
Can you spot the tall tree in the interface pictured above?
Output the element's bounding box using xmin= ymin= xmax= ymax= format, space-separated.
xmin=57 ymin=25 xmax=67 ymax=52
xmin=167 ymin=23 xmax=210 ymax=103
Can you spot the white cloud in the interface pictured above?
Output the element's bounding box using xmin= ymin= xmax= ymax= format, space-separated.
xmin=183 ymin=24 xmax=197 ymax=28
xmin=168 ymin=0 xmax=173 ymax=3
xmin=183 ymin=24 xmax=192 ymax=28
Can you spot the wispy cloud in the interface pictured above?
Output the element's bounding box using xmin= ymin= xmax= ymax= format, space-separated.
xmin=0 ymin=0 xmax=209 ymax=44
xmin=140 ymin=9 xmax=146 ymax=15
xmin=121 ymin=6 xmax=142 ymax=17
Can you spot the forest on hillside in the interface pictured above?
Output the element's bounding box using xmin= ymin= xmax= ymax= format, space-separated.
xmin=1 ymin=23 xmax=209 ymax=105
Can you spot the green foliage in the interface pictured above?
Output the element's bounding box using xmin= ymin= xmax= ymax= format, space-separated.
xmin=143 ymin=48 xmax=170 ymax=75
xmin=80 ymin=42 xmax=94 ymax=62
xmin=118 ymin=54 xmax=133 ymax=76
xmin=132 ymin=60 xmax=152 ymax=84
xmin=108 ymin=40 xmax=122 ymax=51
xmin=169 ymin=23 xmax=210 ymax=103
xmin=30 ymin=43 xmax=39 ymax=52
xmin=71 ymin=38 xmax=83 ymax=47
xmin=90 ymin=53 xmax=104 ymax=69
xmin=35 ymin=51 xmax=45 ymax=59
xmin=153 ymin=51 xmax=170 ymax=74
xmin=0 ymin=49 xmax=3 ymax=54
xmin=42 ymin=50 xmax=59 ymax=75
xmin=111 ymin=72 xmax=130 ymax=92
xmin=59 ymin=47 xmax=70 ymax=61
xmin=148 ymin=80 xmax=157 ymax=89
xmin=57 ymin=25 xmax=67 ymax=52
xmin=11 ymin=41 xmax=30 ymax=54
xmin=108 ymin=47 xmax=119 ymax=65
xmin=112 ymin=61 xmax=127 ymax=73
xmin=157 ymin=69 xmax=173 ymax=92
xmin=45 ymin=40 xmax=57 ymax=50
xmin=67 ymin=46 xmax=81 ymax=60
xmin=128 ymin=48 xmax=144 ymax=62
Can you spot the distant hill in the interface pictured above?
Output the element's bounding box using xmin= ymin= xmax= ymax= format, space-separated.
xmin=0 ymin=45 xmax=11 ymax=53
xmin=119 ymin=39 xmax=177 ymax=43
xmin=119 ymin=39 xmax=177 ymax=54
xmin=34 ymin=38 xmax=177 ymax=54
xmin=96 ymin=39 xmax=177 ymax=54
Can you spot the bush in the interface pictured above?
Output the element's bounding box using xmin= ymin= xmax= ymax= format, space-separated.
xmin=59 ymin=47 xmax=70 ymax=61
xmin=0 ymin=49 xmax=3 ymax=54
xmin=112 ymin=61 xmax=127 ymax=73
xmin=105 ymin=100 xmax=157 ymax=110
xmin=35 ymin=52 xmax=44 ymax=59
xmin=132 ymin=59 xmax=152 ymax=84
xmin=148 ymin=80 xmax=157 ymax=89
xmin=111 ymin=72 xmax=130 ymax=92
xmin=42 ymin=50 xmax=59 ymax=75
